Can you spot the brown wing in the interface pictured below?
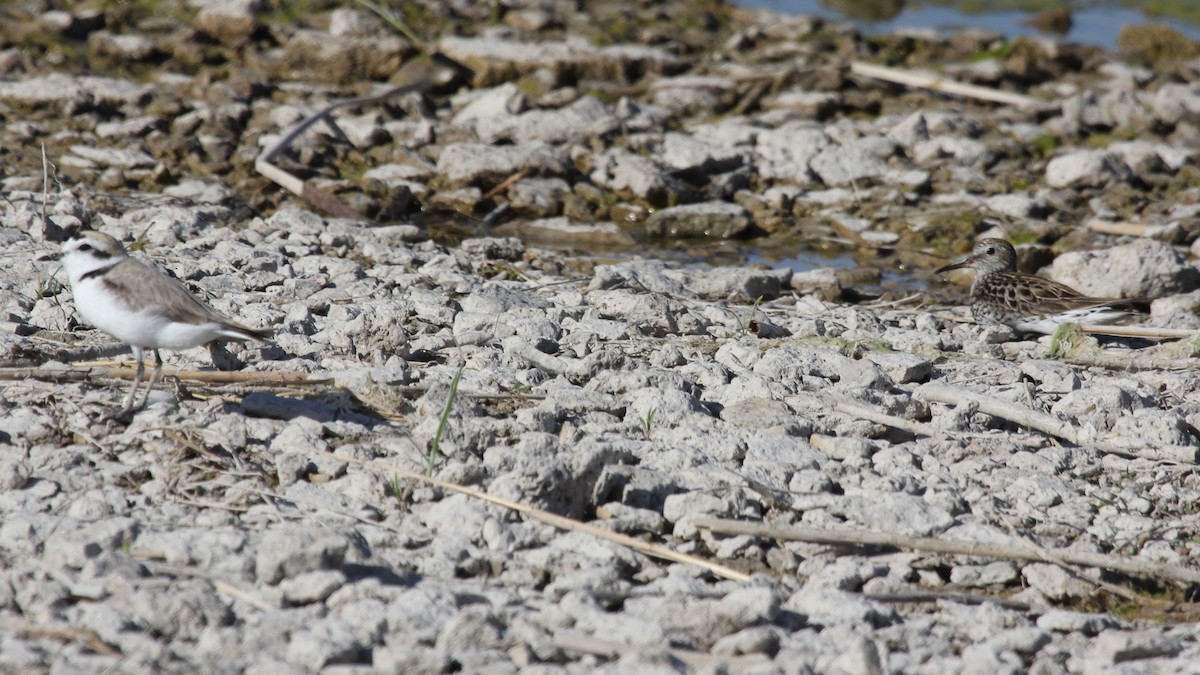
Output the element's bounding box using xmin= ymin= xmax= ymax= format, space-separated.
xmin=984 ymin=272 xmax=1138 ymax=318
xmin=104 ymin=259 xmax=272 ymax=341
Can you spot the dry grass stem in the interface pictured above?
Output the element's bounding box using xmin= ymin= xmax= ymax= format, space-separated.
xmin=335 ymin=454 xmax=752 ymax=582
xmin=695 ymin=517 xmax=1200 ymax=586
xmin=917 ymin=382 xmax=1199 ymax=463
xmin=0 ymin=618 xmax=120 ymax=658
xmin=850 ymin=61 xmax=1042 ymax=108
xmin=0 ymin=365 xmax=326 ymax=386
xmin=256 ymin=55 xmax=463 ymax=219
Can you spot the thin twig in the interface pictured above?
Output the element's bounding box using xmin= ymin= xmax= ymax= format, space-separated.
xmin=0 ymin=365 xmax=327 ymax=387
xmin=389 ymin=385 xmax=543 ymax=401
xmin=1078 ymin=325 xmax=1196 ymax=340
xmin=993 ymin=509 xmax=1140 ymax=601
xmin=502 ymin=336 xmax=591 ymax=380
xmin=849 ymin=61 xmax=1043 ymax=109
xmin=862 ymin=589 xmax=1030 ymax=610
xmin=357 ymin=0 xmax=429 ymax=53
xmin=479 ymin=201 xmax=511 ymax=228
xmin=145 ymin=562 xmax=278 ymax=612
xmin=1084 ymin=220 xmax=1167 ymax=238
xmin=0 ymin=341 xmax=135 ymax=368
xmin=334 ymin=454 xmax=752 ymax=581
xmin=0 ymin=618 xmax=120 ymax=658
xmin=916 ymin=382 xmax=1199 ymax=463
xmin=213 ymin=580 xmax=278 ymax=612
xmin=254 ymin=160 xmax=365 ymax=221
xmin=1061 ymin=351 xmax=1198 ymax=372
xmin=256 ymin=55 xmax=462 ymax=219
xmin=834 ymin=399 xmax=936 ymax=437
xmin=829 ymin=397 xmax=1049 ymax=449
xmin=164 ymin=428 xmax=230 ymax=464
xmin=860 ymin=293 xmax=925 ymax=310
xmin=245 ymin=487 xmax=406 ymax=535
xmin=695 ymin=517 xmax=1200 ymax=586
xmin=41 ymin=142 xmax=49 ymax=232
xmin=482 ymin=169 xmax=528 ymax=200
xmin=260 ymin=79 xmax=436 ymax=164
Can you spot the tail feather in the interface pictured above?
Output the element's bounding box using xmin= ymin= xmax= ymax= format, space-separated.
xmin=217 ymin=321 xmax=274 ymax=343
xmin=1103 ymin=297 xmax=1151 ymax=314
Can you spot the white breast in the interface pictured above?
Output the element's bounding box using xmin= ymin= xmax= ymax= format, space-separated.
xmin=70 ymin=276 xmax=227 ymax=350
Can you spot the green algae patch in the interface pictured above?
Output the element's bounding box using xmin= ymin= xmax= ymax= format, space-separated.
xmin=1117 ymin=23 xmax=1200 ymax=68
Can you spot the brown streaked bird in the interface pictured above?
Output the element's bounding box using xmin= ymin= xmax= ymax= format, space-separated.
xmin=933 ymin=238 xmax=1145 ymax=334
xmin=61 ymin=230 xmax=273 ymax=419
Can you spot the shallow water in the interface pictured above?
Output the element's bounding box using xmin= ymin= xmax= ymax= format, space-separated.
xmin=734 ymin=0 xmax=1200 ymax=50
xmin=714 ymin=0 xmax=1200 ymax=294
xmin=425 ymin=0 xmax=1198 ymax=297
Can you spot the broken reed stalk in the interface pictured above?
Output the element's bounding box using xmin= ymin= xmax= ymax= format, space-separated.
xmin=356 ymin=0 xmax=429 ymax=53
xmin=259 ymin=79 xmax=435 ymax=165
xmin=213 ymin=580 xmax=277 ymax=613
xmin=916 ymin=382 xmax=1199 ymax=463
xmin=142 ymin=560 xmax=278 ymax=612
xmin=694 ymin=517 xmax=1200 ymax=586
xmin=0 ymin=341 xmax=134 ymax=368
xmin=849 ymin=61 xmax=1042 ymax=109
xmin=834 ymin=398 xmax=936 ymax=438
xmin=0 ymin=618 xmax=119 ymax=658
xmin=1060 ymin=350 xmax=1198 ymax=371
xmin=482 ymin=169 xmax=528 ymax=200
xmin=1051 ymin=323 xmax=1200 ymax=368
xmin=830 ymin=397 xmax=1055 ymax=449
xmin=0 ymin=365 xmax=326 ymax=387
xmin=256 ymin=81 xmax=430 ymax=220
xmin=256 ymin=54 xmax=464 ymax=220
xmin=862 ymin=589 xmax=1029 ymax=610
xmin=919 ymin=382 xmax=1078 ymax=441
xmin=1077 ymin=325 xmax=1197 ymax=340
xmin=1083 ymin=220 xmax=1168 ymax=238
xmin=333 ymin=453 xmax=751 ymax=582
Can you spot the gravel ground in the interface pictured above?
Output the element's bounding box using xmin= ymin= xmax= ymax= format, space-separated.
xmin=3 ymin=1 xmax=1200 ymax=673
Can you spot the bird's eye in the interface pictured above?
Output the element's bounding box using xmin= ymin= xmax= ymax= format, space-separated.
xmin=77 ymin=243 xmax=93 ymax=252
xmin=985 ymin=246 xmax=995 ymax=255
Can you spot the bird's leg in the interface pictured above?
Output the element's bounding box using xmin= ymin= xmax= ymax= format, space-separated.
xmin=108 ymin=346 xmax=144 ymax=421
xmin=138 ymin=349 xmax=165 ymax=410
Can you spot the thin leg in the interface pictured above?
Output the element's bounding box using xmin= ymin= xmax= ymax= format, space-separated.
xmin=112 ymin=346 xmax=144 ymax=420
xmin=138 ymin=349 xmax=164 ymax=411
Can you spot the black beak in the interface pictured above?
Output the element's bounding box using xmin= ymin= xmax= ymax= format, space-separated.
xmin=933 ymin=254 xmax=976 ymax=275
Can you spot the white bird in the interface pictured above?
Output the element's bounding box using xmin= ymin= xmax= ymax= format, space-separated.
xmin=61 ymin=230 xmax=272 ymax=418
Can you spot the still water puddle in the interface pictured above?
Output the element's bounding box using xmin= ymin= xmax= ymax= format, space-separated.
xmin=426 ymin=3 xmax=1198 ymax=299
xmin=732 ymin=0 xmax=1200 ymax=50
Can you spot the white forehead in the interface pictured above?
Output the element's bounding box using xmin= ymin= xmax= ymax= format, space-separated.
xmin=63 ymin=231 xmax=124 ymax=254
